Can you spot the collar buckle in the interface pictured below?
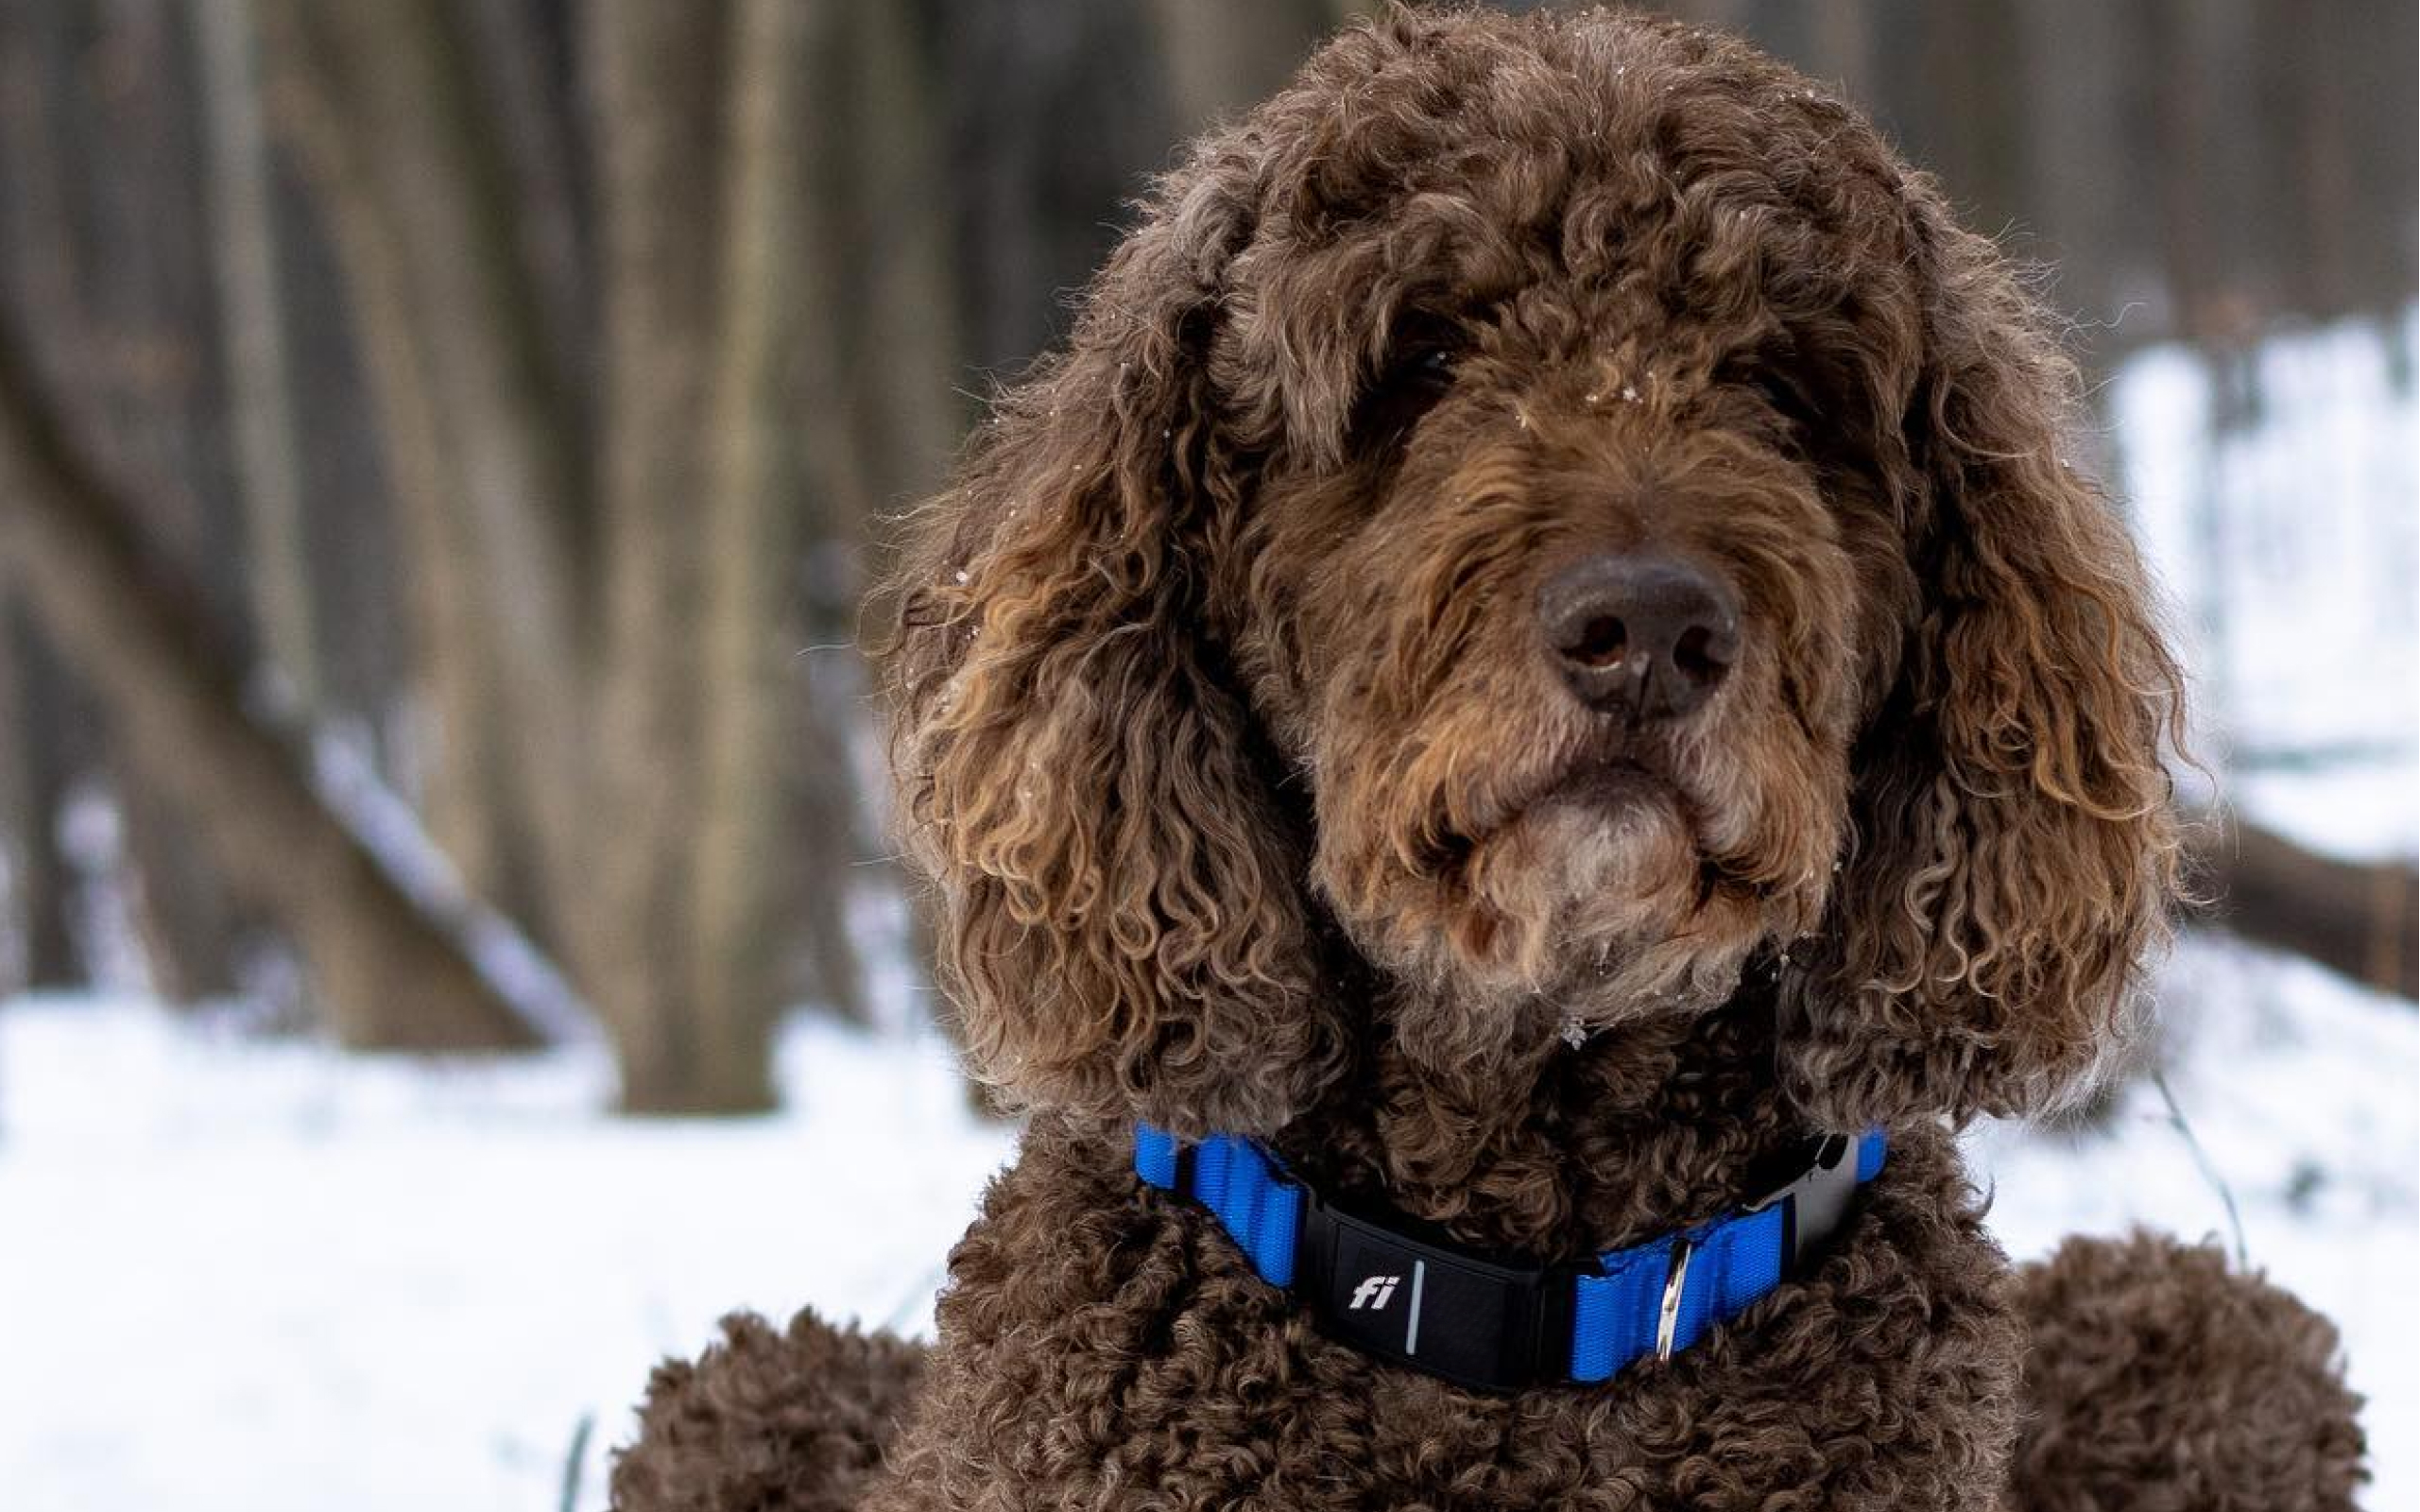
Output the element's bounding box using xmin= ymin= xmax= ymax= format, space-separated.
xmin=1744 ymin=1132 xmax=1863 ymax=1269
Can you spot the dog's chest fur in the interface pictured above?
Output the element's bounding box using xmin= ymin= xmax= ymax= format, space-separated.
xmin=862 ymin=1116 xmax=2024 ymax=1512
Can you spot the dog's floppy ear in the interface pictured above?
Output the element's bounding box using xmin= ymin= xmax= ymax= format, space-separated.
xmin=1781 ymin=198 xmax=2185 ymax=1128
xmin=882 ymin=163 xmax=1343 ymax=1138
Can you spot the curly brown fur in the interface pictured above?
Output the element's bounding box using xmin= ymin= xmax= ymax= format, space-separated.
xmin=611 ymin=1310 xmax=926 ymax=1512
xmin=620 ymin=7 xmax=2359 ymax=1510
xmin=887 ymin=6 xmax=2181 ymax=1135
xmin=2010 ymin=1232 xmax=2366 ymax=1512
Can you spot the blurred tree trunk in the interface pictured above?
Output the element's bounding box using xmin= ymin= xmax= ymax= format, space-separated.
xmin=786 ymin=2 xmax=976 ymax=1024
xmin=940 ymin=0 xmax=1176 ymax=378
xmin=0 ymin=323 xmax=537 ymax=1049
xmin=119 ymin=789 xmax=247 ymax=1002
xmin=57 ymin=0 xmax=255 ymax=1005
xmin=589 ymin=0 xmax=764 ymax=1112
xmin=263 ymin=27 xmax=526 ymax=922
xmin=0 ymin=7 xmax=86 ymax=997
xmin=194 ymin=0 xmax=316 ymax=722
xmin=1149 ymin=0 xmax=1330 ymax=135
xmin=270 ymin=116 xmax=412 ymax=746
xmin=449 ymin=0 xmax=597 ymax=469
xmin=1929 ymin=0 xmax=2024 ymax=240
xmin=258 ymin=0 xmax=890 ymax=1107
xmin=844 ymin=8 xmax=962 ymax=518
xmin=1799 ymin=0 xmax=1873 ymax=98
xmin=0 ymin=600 xmax=79 ymax=990
xmin=258 ymin=0 xmax=589 ymax=941
xmin=692 ymin=0 xmax=853 ymax=1070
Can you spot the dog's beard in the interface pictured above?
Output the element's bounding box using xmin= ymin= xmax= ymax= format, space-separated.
xmin=1338 ymin=782 xmax=1778 ymax=1074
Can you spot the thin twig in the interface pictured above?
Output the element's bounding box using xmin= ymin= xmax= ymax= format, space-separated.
xmin=558 ymin=1412 xmax=594 ymax=1512
xmin=2151 ymin=1068 xmax=2249 ymax=1269
xmin=881 ymin=1260 xmax=952 ymax=1336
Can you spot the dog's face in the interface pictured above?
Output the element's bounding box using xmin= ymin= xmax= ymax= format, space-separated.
xmin=887 ymin=10 xmax=2179 ymax=1137
xmin=1227 ymin=198 xmax=1891 ymax=1040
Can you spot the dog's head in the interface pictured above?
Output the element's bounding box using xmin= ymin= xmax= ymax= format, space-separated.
xmin=884 ymin=9 xmax=2181 ymax=1138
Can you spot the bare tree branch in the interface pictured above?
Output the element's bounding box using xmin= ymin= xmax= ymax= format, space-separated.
xmin=0 ymin=319 xmax=539 ymax=1050
xmin=2186 ymin=811 xmax=2418 ymax=1002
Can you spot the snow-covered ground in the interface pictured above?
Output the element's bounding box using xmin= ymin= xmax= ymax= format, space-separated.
xmin=2 ymin=313 xmax=2411 ymax=1509
xmin=1972 ymin=944 xmax=2418 ymax=1509
xmin=0 ymin=1004 xmax=1014 ymax=1511
xmin=1 ymin=947 xmax=2411 ymax=1511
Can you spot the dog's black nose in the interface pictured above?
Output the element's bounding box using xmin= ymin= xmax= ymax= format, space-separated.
xmin=1537 ymin=552 xmax=1739 ymax=719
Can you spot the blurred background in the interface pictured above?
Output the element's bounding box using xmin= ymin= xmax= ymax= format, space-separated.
xmin=0 ymin=3 xmax=2411 ymax=1508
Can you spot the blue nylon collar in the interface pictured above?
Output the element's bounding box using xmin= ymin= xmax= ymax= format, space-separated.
xmin=1135 ymin=1124 xmax=1884 ymax=1392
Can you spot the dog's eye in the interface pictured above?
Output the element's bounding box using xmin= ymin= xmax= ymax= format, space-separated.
xmin=1352 ymin=344 xmax=1460 ymax=455
xmin=1390 ymin=347 xmax=1457 ymax=394
xmin=1715 ymin=351 xmax=1823 ymax=452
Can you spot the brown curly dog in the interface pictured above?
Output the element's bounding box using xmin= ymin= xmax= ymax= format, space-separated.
xmin=613 ymin=9 xmax=2363 ymax=1510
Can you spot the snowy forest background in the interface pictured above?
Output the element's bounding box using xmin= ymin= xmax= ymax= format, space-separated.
xmin=0 ymin=3 xmax=2412 ymax=1509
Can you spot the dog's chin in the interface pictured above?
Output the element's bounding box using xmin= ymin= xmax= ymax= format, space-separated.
xmin=1358 ymin=774 xmax=1771 ymax=1070
xmin=1479 ymin=780 xmax=1762 ymax=999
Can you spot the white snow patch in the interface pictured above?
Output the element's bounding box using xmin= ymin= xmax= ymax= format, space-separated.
xmin=2112 ymin=310 xmax=2419 ymax=855
xmin=0 ymin=1001 xmax=1016 ymax=1512
xmin=1968 ymin=936 xmax=2419 ymax=1512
